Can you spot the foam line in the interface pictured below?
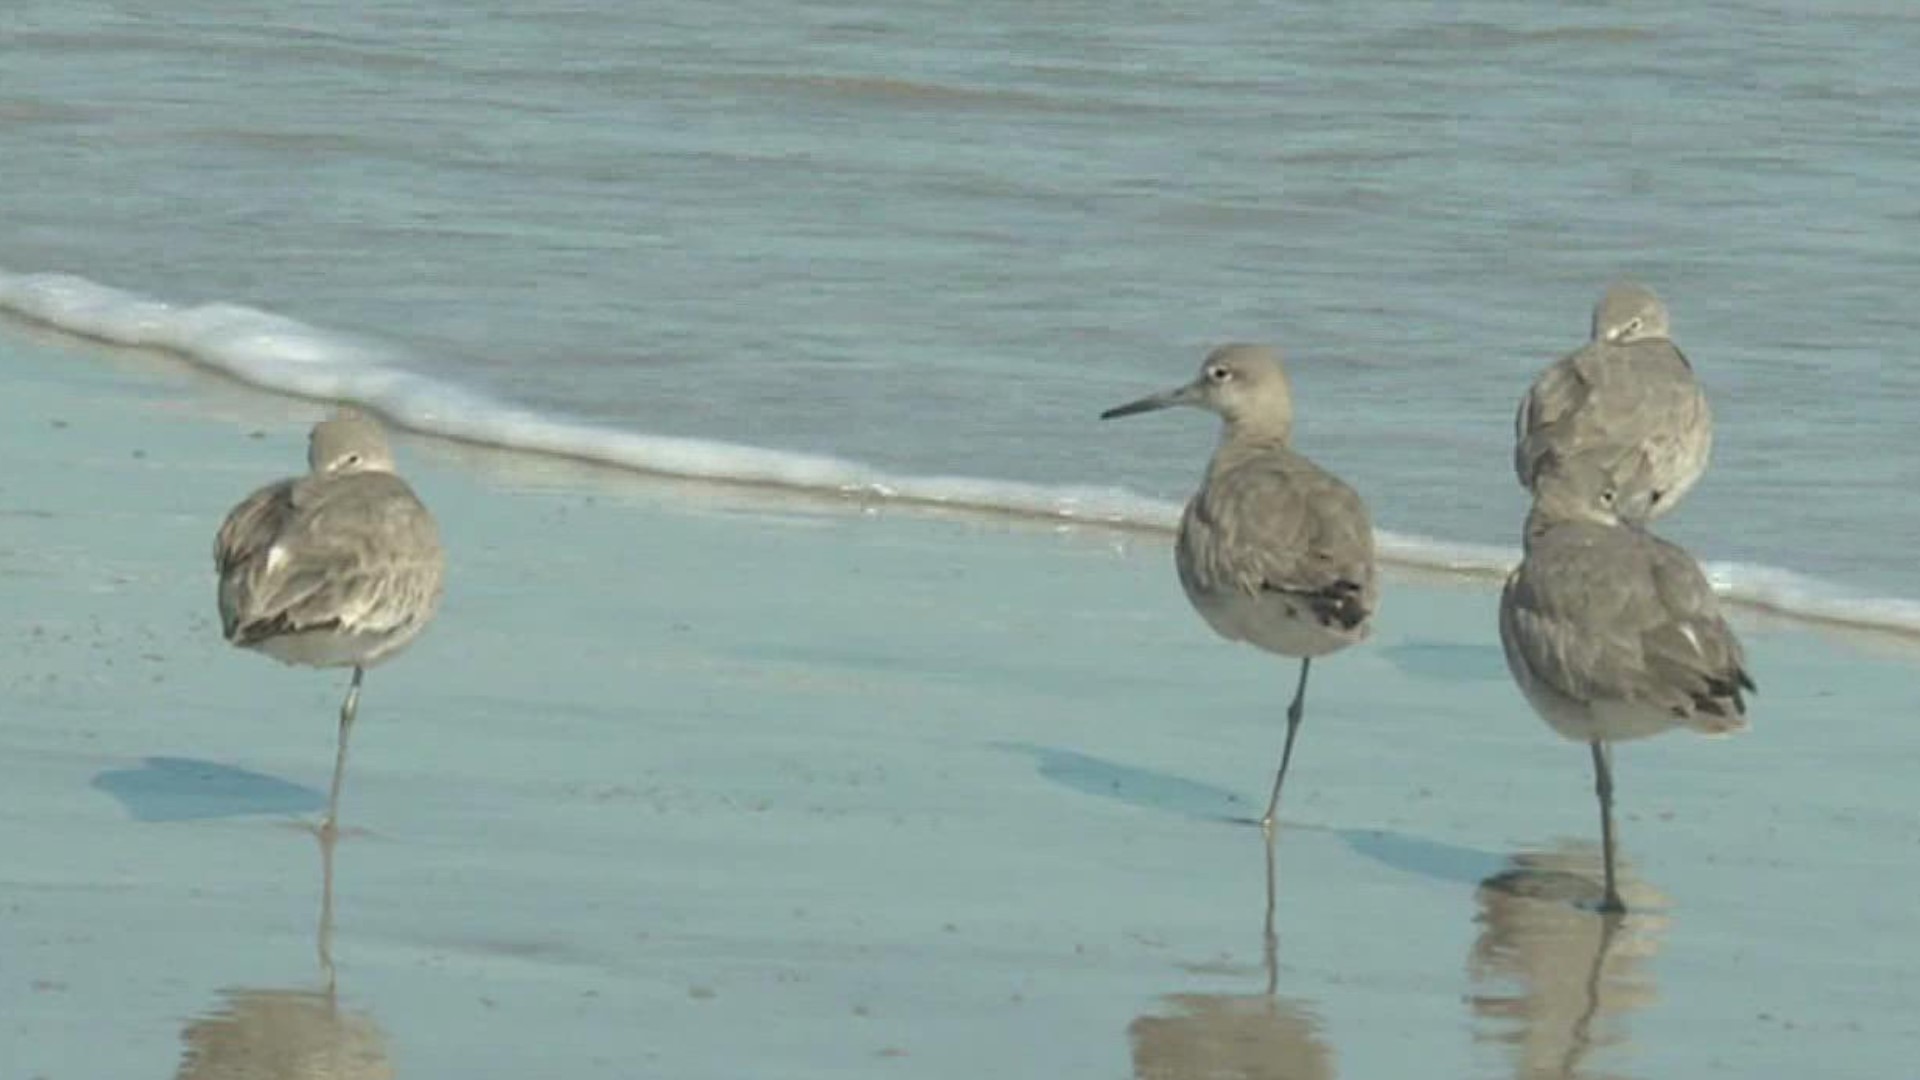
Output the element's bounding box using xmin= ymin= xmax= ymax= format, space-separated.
xmin=5 ymin=268 xmax=1916 ymax=639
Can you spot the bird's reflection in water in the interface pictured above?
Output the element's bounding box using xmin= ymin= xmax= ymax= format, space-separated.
xmin=1468 ymin=844 xmax=1667 ymax=1080
xmin=1129 ymin=835 xmax=1334 ymax=1079
xmin=174 ymin=827 xmax=392 ymax=1079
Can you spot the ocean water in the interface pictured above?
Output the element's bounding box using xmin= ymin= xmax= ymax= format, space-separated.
xmin=3 ymin=1 xmax=1918 ymax=627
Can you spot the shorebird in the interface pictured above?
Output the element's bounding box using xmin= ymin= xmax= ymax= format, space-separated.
xmin=214 ymin=411 xmax=444 ymax=835
xmin=1102 ymin=344 xmax=1378 ymax=830
xmin=1514 ymin=282 xmax=1713 ymax=523
xmin=1498 ymin=456 xmax=1752 ymax=912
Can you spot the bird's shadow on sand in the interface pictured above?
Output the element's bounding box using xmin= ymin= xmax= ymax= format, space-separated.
xmin=92 ymin=756 xmax=325 ymax=822
xmin=994 ymin=741 xmax=1257 ymax=822
xmin=996 ymin=741 xmax=1505 ymax=887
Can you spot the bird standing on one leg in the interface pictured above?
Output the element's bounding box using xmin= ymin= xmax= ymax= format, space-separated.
xmin=1102 ymin=344 xmax=1378 ymax=832
xmin=214 ymin=411 xmax=445 ymax=836
xmin=1498 ymin=457 xmax=1752 ymax=912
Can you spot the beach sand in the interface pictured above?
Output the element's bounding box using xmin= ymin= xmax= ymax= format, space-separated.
xmin=3 ymin=322 xmax=1916 ymax=1078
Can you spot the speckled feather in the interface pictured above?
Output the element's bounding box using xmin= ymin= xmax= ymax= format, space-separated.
xmin=1177 ymin=439 xmax=1377 ymax=638
xmin=215 ymin=428 xmax=443 ymax=669
xmin=1514 ymin=285 xmax=1713 ymax=522
xmin=1501 ymin=517 xmax=1752 ymax=739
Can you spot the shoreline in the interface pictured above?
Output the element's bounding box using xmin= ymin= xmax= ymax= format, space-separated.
xmin=5 ymin=307 xmax=1914 ymax=651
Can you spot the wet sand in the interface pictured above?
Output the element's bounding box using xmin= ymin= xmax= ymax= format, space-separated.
xmin=2 ymin=323 xmax=1916 ymax=1078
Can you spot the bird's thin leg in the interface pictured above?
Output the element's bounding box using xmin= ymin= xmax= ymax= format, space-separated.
xmin=1590 ymin=740 xmax=1626 ymax=914
xmin=1261 ymin=659 xmax=1312 ymax=832
xmin=324 ymin=666 xmax=365 ymax=839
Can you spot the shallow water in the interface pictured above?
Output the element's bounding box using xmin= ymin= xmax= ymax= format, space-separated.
xmin=3 ymin=1 xmax=1919 ymax=612
xmin=4 ymin=326 xmax=1920 ymax=1078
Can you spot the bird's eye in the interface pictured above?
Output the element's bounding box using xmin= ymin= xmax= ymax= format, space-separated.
xmin=1207 ymin=365 xmax=1232 ymax=383
xmin=1598 ymin=487 xmax=1617 ymax=506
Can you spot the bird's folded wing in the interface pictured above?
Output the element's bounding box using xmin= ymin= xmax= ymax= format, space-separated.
xmin=1508 ymin=535 xmax=1748 ymax=721
xmin=1181 ymin=458 xmax=1375 ymax=622
xmin=218 ymin=475 xmax=443 ymax=644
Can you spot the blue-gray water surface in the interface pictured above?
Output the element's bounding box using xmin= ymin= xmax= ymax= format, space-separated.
xmin=3 ymin=0 xmax=1917 ymax=597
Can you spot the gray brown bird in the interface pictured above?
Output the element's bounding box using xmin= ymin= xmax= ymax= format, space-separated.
xmin=1514 ymin=282 xmax=1713 ymax=523
xmin=1499 ymin=457 xmax=1752 ymax=911
xmin=215 ymin=411 xmax=444 ymax=834
xmin=1103 ymin=344 xmax=1378 ymax=829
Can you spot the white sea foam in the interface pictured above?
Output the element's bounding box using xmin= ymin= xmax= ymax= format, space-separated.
xmin=5 ymin=268 xmax=1917 ymax=639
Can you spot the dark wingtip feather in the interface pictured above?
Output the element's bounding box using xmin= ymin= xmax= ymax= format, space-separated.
xmin=1693 ymin=668 xmax=1753 ymax=718
xmin=232 ymin=613 xmax=342 ymax=649
xmin=1258 ymin=578 xmax=1370 ymax=631
xmin=1309 ymin=580 xmax=1370 ymax=631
